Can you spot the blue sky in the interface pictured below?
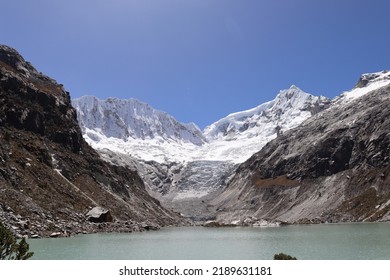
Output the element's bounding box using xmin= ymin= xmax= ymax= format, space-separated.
xmin=1 ymin=0 xmax=389 ymax=129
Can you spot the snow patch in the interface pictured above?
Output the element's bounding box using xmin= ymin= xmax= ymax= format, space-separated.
xmin=337 ymin=71 xmax=390 ymax=103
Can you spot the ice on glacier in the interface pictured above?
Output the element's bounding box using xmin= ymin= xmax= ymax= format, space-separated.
xmin=73 ymin=85 xmax=331 ymax=164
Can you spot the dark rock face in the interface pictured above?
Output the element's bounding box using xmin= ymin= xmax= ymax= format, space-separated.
xmin=0 ymin=45 xmax=186 ymax=237
xmin=0 ymin=46 xmax=82 ymax=152
xmin=212 ymin=83 xmax=390 ymax=224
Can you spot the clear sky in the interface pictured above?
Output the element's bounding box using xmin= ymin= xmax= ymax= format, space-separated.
xmin=1 ymin=0 xmax=389 ymax=129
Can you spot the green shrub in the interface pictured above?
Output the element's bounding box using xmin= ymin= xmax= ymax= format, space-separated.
xmin=274 ymin=253 xmax=297 ymax=260
xmin=0 ymin=221 xmax=34 ymax=260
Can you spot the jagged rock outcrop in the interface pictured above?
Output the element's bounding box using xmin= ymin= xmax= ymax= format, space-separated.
xmin=0 ymin=45 xmax=186 ymax=238
xmin=211 ymin=76 xmax=390 ymax=224
xmin=354 ymin=71 xmax=389 ymax=89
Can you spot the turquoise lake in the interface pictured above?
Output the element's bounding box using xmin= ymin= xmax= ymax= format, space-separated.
xmin=29 ymin=223 xmax=390 ymax=260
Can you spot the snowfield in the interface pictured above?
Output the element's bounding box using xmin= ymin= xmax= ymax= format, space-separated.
xmin=73 ymin=85 xmax=330 ymax=164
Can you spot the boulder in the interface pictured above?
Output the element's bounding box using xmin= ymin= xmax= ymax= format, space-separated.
xmin=140 ymin=222 xmax=160 ymax=231
xmin=86 ymin=207 xmax=113 ymax=223
xmin=50 ymin=232 xmax=61 ymax=238
xmin=203 ymin=220 xmax=235 ymax=227
xmin=203 ymin=220 xmax=221 ymax=227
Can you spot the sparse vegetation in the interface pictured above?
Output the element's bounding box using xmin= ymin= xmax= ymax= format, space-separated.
xmin=274 ymin=253 xmax=297 ymax=260
xmin=0 ymin=221 xmax=34 ymax=260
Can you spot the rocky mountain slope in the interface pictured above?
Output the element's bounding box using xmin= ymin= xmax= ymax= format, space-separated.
xmin=74 ymin=83 xmax=331 ymax=220
xmin=0 ymin=45 xmax=185 ymax=238
xmin=211 ymin=71 xmax=390 ymax=224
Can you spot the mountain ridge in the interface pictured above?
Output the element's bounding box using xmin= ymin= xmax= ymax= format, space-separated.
xmin=74 ymin=85 xmax=331 ymax=164
xmin=211 ymin=74 xmax=390 ymax=225
xmin=73 ymin=82 xmax=334 ymax=220
xmin=0 ymin=44 xmax=185 ymax=238
xmin=203 ymin=85 xmax=330 ymax=142
xmin=72 ymin=95 xmax=206 ymax=146
xmin=72 ymin=70 xmax=390 ymax=222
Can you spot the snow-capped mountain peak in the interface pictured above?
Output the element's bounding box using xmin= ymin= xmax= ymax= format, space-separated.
xmin=72 ymin=86 xmax=331 ymax=163
xmin=272 ymin=85 xmax=329 ymax=113
xmin=72 ymin=96 xmax=206 ymax=146
xmin=203 ymin=86 xmax=330 ymax=143
xmin=193 ymin=86 xmax=331 ymax=162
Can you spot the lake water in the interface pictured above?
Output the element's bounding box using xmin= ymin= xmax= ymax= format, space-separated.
xmin=29 ymin=223 xmax=390 ymax=260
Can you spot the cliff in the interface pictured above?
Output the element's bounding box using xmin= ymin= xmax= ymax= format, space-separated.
xmin=0 ymin=45 xmax=185 ymax=238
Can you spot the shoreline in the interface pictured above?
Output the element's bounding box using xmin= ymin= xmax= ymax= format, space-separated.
xmin=16 ymin=218 xmax=390 ymax=240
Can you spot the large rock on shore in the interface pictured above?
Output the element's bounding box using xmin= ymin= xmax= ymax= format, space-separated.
xmin=86 ymin=207 xmax=113 ymax=223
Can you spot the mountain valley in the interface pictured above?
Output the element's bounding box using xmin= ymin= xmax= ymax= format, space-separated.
xmin=1 ymin=44 xmax=390 ymax=238
xmin=73 ymin=71 xmax=390 ymax=224
xmin=73 ymin=85 xmax=332 ymax=220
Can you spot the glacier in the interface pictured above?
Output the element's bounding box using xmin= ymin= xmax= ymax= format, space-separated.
xmin=72 ymin=85 xmax=332 ymax=220
xmin=73 ymin=85 xmax=330 ymax=164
